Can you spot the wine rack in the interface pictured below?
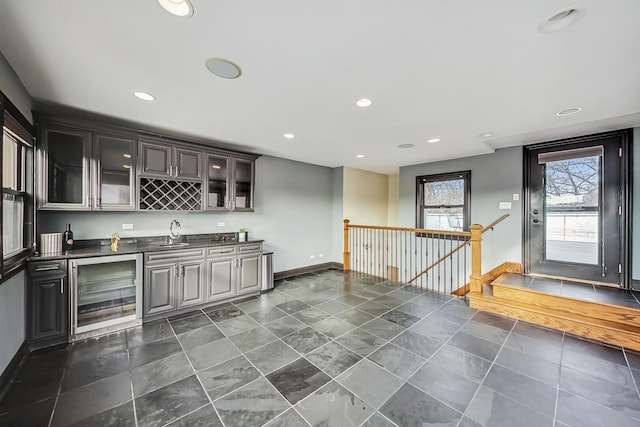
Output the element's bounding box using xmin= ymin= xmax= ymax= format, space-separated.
xmin=139 ymin=178 xmax=202 ymax=210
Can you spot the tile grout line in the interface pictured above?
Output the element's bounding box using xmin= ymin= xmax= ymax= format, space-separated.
xmin=124 ymin=331 xmax=140 ymax=427
xmin=165 ymin=318 xmax=229 ymax=427
xmin=202 ymin=304 xmax=302 ymax=427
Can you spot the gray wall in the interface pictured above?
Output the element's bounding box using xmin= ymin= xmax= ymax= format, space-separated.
xmin=399 ymin=146 xmax=524 ymax=271
xmin=0 ymin=50 xmax=31 ymax=375
xmin=331 ymin=167 xmax=344 ymax=264
xmin=39 ymin=155 xmax=336 ymax=272
xmin=0 ymin=272 xmax=26 ymax=374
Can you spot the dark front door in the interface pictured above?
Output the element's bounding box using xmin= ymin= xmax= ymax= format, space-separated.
xmin=524 ymin=131 xmax=631 ymax=287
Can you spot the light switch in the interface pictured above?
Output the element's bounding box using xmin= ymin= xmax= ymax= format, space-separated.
xmin=499 ymin=202 xmax=512 ymax=210
xmin=513 ymin=193 xmax=520 ymax=201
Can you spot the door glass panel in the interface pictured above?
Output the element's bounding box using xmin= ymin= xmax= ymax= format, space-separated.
xmin=76 ymin=260 xmax=137 ymax=328
xmin=235 ymin=160 xmax=252 ymax=209
xmin=47 ymin=131 xmax=85 ymax=204
xmin=99 ymin=138 xmax=132 ymax=206
xmin=544 ymin=154 xmax=600 ymax=264
xmin=207 ymin=156 xmax=228 ymax=208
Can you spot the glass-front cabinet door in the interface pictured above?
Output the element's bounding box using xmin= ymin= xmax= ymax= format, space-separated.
xmin=206 ymin=154 xmax=230 ymax=210
xmin=94 ymin=134 xmax=136 ymax=210
xmin=39 ymin=125 xmax=92 ymax=210
xmin=233 ymin=158 xmax=254 ymax=211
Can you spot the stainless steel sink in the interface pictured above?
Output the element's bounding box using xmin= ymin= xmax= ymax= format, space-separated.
xmin=160 ymin=242 xmax=190 ymax=247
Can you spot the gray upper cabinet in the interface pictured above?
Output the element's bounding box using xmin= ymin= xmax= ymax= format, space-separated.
xmin=37 ymin=123 xmax=136 ymax=211
xmin=205 ymin=153 xmax=255 ymax=212
xmin=140 ymin=140 xmax=202 ymax=181
xmin=233 ymin=159 xmax=255 ymax=212
xmin=93 ymin=134 xmax=136 ymax=210
xmin=38 ymin=124 xmax=92 ymax=210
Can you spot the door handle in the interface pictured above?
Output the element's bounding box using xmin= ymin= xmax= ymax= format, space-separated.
xmin=60 ymin=278 xmax=64 ymax=294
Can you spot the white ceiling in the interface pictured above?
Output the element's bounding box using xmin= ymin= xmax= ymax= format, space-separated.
xmin=1 ymin=0 xmax=639 ymax=174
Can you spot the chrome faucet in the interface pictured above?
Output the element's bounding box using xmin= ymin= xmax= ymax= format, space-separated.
xmin=169 ymin=220 xmax=181 ymax=243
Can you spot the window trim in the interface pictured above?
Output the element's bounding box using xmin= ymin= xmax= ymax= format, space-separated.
xmin=416 ymin=170 xmax=471 ymax=233
xmin=0 ymin=91 xmax=35 ymax=283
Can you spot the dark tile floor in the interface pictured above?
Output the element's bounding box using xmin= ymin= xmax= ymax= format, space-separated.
xmin=498 ymin=273 xmax=640 ymax=308
xmin=2 ymin=269 xmax=640 ymax=426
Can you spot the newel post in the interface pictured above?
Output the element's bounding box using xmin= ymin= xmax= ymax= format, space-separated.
xmin=343 ymin=219 xmax=350 ymax=271
xmin=469 ymin=224 xmax=483 ymax=293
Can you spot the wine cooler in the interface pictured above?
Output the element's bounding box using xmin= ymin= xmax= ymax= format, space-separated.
xmin=69 ymin=253 xmax=143 ymax=337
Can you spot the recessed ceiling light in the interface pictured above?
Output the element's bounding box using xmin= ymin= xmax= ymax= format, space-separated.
xmin=157 ymin=0 xmax=193 ymax=17
xmin=427 ymin=138 xmax=440 ymax=143
xmin=356 ymin=98 xmax=373 ymax=108
xmin=283 ymin=133 xmax=295 ymax=139
xmin=556 ymin=107 xmax=582 ymax=116
xmin=133 ymin=91 xmax=155 ymax=101
xmin=356 ymin=154 xmax=365 ymax=158
xmin=478 ymin=132 xmax=494 ymax=139
xmin=539 ymin=7 xmax=584 ymax=33
xmin=205 ymin=58 xmax=242 ymax=79
xmin=398 ymin=144 xmax=415 ymax=149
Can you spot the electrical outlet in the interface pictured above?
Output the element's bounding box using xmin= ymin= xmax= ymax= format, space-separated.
xmin=122 ymin=224 xmax=133 ymax=230
xmin=310 ymin=255 xmax=316 ymax=260
xmin=217 ymin=221 xmax=225 ymax=227
xmin=318 ymin=253 xmax=324 ymax=258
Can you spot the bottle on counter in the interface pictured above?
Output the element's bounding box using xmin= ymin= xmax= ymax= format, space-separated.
xmin=63 ymin=224 xmax=74 ymax=251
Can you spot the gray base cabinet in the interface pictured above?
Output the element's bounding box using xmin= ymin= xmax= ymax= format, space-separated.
xmin=27 ymin=261 xmax=69 ymax=347
xmin=237 ymin=253 xmax=261 ymax=295
xmin=207 ymin=256 xmax=235 ymax=300
xmin=144 ymin=243 xmax=263 ymax=318
xmin=177 ymin=259 xmax=206 ymax=308
xmin=143 ymin=248 xmax=207 ymax=317
xmin=144 ymin=264 xmax=177 ymax=316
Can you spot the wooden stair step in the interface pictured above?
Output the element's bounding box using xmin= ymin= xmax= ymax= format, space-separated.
xmin=492 ymin=278 xmax=640 ymax=329
xmin=468 ymin=291 xmax=640 ymax=352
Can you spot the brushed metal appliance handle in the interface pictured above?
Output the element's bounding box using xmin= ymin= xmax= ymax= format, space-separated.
xmin=60 ymin=278 xmax=64 ymax=294
xmin=35 ymin=265 xmax=58 ymax=272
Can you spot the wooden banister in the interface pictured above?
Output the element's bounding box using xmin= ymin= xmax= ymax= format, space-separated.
xmin=346 ymin=223 xmax=472 ymax=238
xmin=469 ymin=224 xmax=483 ymax=293
xmin=343 ymin=219 xmax=350 ymax=271
xmin=482 ymin=214 xmax=510 ymax=233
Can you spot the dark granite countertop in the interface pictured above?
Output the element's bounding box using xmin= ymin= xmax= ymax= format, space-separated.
xmin=28 ymin=233 xmax=264 ymax=261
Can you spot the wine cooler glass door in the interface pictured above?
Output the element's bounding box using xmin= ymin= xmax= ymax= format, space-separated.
xmin=72 ymin=254 xmax=142 ymax=334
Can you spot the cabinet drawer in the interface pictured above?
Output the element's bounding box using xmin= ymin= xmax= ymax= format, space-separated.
xmin=207 ymin=246 xmax=237 ymax=257
xmin=238 ymin=244 xmax=262 ymax=253
xmin=29 ymin=260 xmax=67 ymax=277
xmin=146 ymin=248 xmax=206 ymax=263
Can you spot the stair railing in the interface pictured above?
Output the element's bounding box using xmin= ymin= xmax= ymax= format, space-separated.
xmin=343 ymin=214 xmax=509 ymax=296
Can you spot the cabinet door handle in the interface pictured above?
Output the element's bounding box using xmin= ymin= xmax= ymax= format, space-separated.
xmin=87 ymin=196 xmax=92 ymax=208
xmin=181 ymin=265 xmax=185 ymax=276
xmin=175 ymin=166 xmax=179 ymax=177
xmin=35 ymin=265 xmax=58 ymax=272
xmin=60 ymin=279 xmax=64 ymax=294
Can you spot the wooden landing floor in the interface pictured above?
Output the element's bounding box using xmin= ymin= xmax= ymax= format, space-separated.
xmin=469 ymin=273 xmax=640 ymax=351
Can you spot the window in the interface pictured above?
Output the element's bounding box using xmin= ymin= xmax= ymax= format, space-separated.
xmin=1 ymin=97 xmax=34 ymax=278
xmin=416 ymin=171 xmax=470 ymax=231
